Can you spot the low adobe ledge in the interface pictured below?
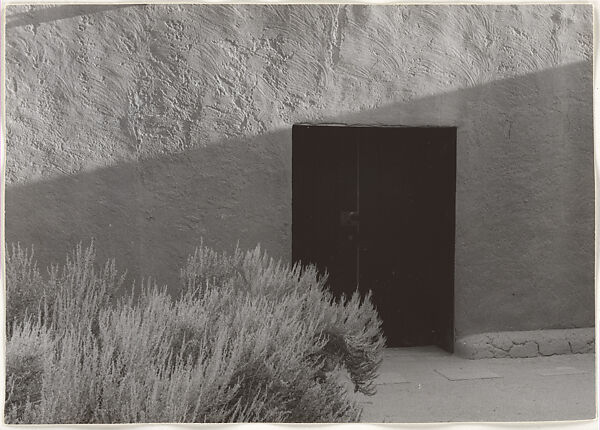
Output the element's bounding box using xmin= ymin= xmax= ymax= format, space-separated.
xmin=455 ymin=328 xmax=596 ymax=359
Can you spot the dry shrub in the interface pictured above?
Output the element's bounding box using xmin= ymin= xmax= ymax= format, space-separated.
xmin=4 ymin=242 xmax=385 ymax=423
xmin=4 ymin=319 xmax=51 ymax=423
xmin=5 ymin=244 xmax=45 ymax=333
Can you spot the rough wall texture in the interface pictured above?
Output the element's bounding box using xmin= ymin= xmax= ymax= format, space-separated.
xmin=455 ymin=328 xmax=595 ymax=359
xmin=4 ymin=5 xmax=594 ymax=337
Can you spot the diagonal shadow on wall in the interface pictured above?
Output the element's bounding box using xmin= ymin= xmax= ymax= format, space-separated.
xmin=5 ymin=4 xmax=136 ymax=29
xmin=4 ymin=61 xmax=594 ymax=336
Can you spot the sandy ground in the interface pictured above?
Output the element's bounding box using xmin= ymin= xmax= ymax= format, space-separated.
xmin=358 ymin=346 xmax=596 ymax=423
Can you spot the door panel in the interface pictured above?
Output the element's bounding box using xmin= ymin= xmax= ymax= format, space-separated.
xmin=292 ymin=125 xmax=456 ymax=350
xmin=292 ymin=126 xmax=358 ymax=296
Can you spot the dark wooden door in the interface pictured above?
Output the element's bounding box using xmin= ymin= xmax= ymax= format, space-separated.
xmin=291 ymin=125 xmax=359 ymax=297
xmin=292 ymin=125 xmax=456 ymax=351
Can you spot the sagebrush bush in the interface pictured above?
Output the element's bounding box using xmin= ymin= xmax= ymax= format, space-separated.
xmin=4 ymin=241 xmax=385 ymax=423
xmin=5 ymin=244 xmax=45 ymax=333
xmin=4 ymin=319 xmax=51 ymax=423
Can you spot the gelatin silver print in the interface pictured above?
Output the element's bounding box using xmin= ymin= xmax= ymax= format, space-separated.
xmin=2 ymin=2 xmax=595 ymax=425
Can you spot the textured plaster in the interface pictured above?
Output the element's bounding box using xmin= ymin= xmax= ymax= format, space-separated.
xmin=4 ymin=5 xmax=594 ymax=337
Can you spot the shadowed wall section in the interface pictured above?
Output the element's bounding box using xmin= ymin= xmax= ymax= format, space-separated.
xmin=4 ymin=5 xmax=593 ymax=337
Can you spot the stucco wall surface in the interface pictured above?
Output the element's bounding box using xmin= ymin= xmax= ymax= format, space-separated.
xmin=4 ymin=4 xmax=594 ymax=337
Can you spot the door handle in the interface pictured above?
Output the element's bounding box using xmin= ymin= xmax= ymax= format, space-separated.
xmin=341 ymin=211 xmax=359 ymax=227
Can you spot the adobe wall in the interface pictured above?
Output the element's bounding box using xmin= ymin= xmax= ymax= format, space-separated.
xmin=4 ymin=4 xmax=594 ymax=337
